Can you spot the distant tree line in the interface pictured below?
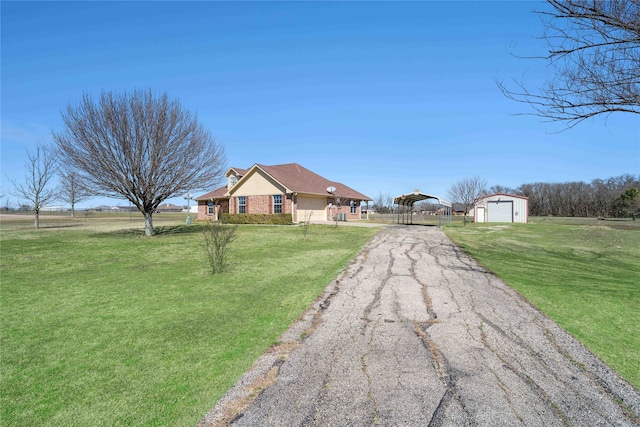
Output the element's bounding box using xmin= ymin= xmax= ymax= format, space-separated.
xmin=367 ymin=173 xmax=639 ymax=220
xmin=491 ymin=174 xmax=639 ymax=218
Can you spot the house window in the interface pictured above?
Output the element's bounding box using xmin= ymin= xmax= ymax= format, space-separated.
xmin=350 ymin=201 xmax=357 ymax=214
xmin=207 ymin=201 xmax=214 ymax=214
xmin=273 ymin=195 xmax=282 ymax=214
xmin=230 ymin=175 xmax=237 ymax=187
xmin=238 ymin=196 xmax=246 ymax=214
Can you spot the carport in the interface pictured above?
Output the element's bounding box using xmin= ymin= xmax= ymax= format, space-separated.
xmin=393 ymin=190 xmax=452 ymax=226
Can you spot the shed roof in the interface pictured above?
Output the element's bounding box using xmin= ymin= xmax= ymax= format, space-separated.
xmin=477 ymin=192 xmax=529 ymax=201
xmin=393 ymin=191 xmax=452 ymax=208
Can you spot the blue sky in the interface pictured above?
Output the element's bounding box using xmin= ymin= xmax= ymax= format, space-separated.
xmin=2 ymin=1 xmax=638 ymax=209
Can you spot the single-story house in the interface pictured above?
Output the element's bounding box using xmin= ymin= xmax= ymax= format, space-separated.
xmin=156 ymin=203 xmax=183 ymax=213
xmin=41 ymin=206 xmax=66 ymax=212
xmin=452 ymin=203 xmax=468 ymax=216
xmin=92 ymin=205 xmax=120 ymax=212
xmin=195 ymin=163 xmax=372 ymax=222
xmin=115 ymin=205 xmax=139 ymax=213
xmin=474 ymin=193 xmax=529 ymax=223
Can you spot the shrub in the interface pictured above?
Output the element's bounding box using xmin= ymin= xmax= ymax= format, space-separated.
xmin=201 ymin=221 xmax=238 ymax=274
xmin=220 ymin=213 xmax=293 ymax=225
xmin=301 ymin=211 xmax=313 ymax=241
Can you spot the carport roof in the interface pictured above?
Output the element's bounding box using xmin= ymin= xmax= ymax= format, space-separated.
xmin=393 ymin=191 xmax=452 ymax=208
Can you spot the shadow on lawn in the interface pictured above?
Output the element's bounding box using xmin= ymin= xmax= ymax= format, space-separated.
xmin=37 ymin=222 xmax=87 ymax=230
xmin=91 ymin=223 xmax=208 ymax=238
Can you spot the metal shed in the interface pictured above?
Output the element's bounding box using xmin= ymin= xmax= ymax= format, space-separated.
xmin=393 ymin=190 xmax=452 ymax=226
xmin=474 ymin=193 xmax=529 ymax=223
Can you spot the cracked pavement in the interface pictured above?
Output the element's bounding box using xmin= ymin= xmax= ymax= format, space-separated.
xmin=199 ymin=226 xmax=640 ymax=427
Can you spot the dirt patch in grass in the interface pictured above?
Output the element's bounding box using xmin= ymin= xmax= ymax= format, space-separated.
xmin=202 ymin=342 xmax=300 ymax=427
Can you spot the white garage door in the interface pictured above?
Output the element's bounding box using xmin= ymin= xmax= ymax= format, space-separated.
xmin=297 ymin=196 xmax=327 ymax=222
xmin=488 ymin=201 xmax=513 ymax=223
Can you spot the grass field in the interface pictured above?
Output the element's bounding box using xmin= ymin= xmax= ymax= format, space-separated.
xmin=3 ymin=212 xmax=638 ymax=425
xmin=445 ymin=217 xmax=640 ymax=390
xmin=0 ymin=215 xmax=379 ymax=426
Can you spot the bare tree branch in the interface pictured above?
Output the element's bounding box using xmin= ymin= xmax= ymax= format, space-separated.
xmin=499 ymin=0 xmax=640 ymax=128
xmin=447 ymin=177 xmax=488 ymax=225
xmin=53 ymin=89 xmax=226 ymax=236
xmin=58 ymin=169 xmax=92 ymax=218
xmin=9 ymin=144 xmax=59 ymax=228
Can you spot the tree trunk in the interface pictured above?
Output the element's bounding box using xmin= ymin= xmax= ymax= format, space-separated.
xmin=144 ymin=211 xmax=154 ymax=236
xmin=71 ymin=203 xmax=75 ymax=218
xmin=34 ymin=210 xmax=40 ymax=229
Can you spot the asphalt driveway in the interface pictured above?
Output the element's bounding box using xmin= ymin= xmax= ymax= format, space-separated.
xmin=199 ymin=225 xmax=640 ymax=426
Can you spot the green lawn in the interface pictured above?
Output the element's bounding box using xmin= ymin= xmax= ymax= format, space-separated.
xmin=0 ymin=219 xmax=378 ymax=426
xmin=445 ymin=217 xmax=640 ymax=390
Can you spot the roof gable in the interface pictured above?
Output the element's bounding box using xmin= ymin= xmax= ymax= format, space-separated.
xmin=227 ymin=166 xmax=286 ymax=196
xmin=197 ymin=163 xmax=371 ymax=201
xmin=226 ymin=167 xmax=247 ymax=177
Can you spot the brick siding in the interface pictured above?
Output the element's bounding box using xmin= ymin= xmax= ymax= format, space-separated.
xmin=230 ymin=194 xmax=292 ymax=215
xmin=200 ymin=195 xmax=363 ymax=221
xmin=328 ymin=197 xmax=362 ymax=220
xmin=197 ymin=200 xmax=229 ymax=220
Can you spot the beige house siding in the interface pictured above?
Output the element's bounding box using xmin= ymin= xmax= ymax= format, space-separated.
xmin=231 ymin=169 xmax=285 ymax=196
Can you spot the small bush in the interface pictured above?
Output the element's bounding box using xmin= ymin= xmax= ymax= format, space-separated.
xmin=202 ymin=221 xmax=238 ymax=274
xmin=301 ymin=211 xmax=313 ymax=241
xmin=220 ymin=213 xmax=293 ymax=225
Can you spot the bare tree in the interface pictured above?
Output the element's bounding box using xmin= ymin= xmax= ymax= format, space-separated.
xmin=1 ymin=196 xmax=10 ymax=212
xmin=58 ymin=169 xmax=91 ymax=218
xmin=498 ymin=0 xmax=640 ymax=128
xmin=489 ymin=184 xmax=519 ymax=195
xmin=447 ymin=177 xmax=488 ymax=225
xmin=373 ymin=191 xmax=394 ymax=214
xmin=414 ymin=200 xmax=439 ymax=215
xmin=9 ymin=144 xmax=58 ymax=228
xmin=301 ymin=211 xmax=313 ymax=241
xmin=53 ymin=89 xmax=226 ymax=236
xmin=0 ymin=189 xmax=6 ymax=212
